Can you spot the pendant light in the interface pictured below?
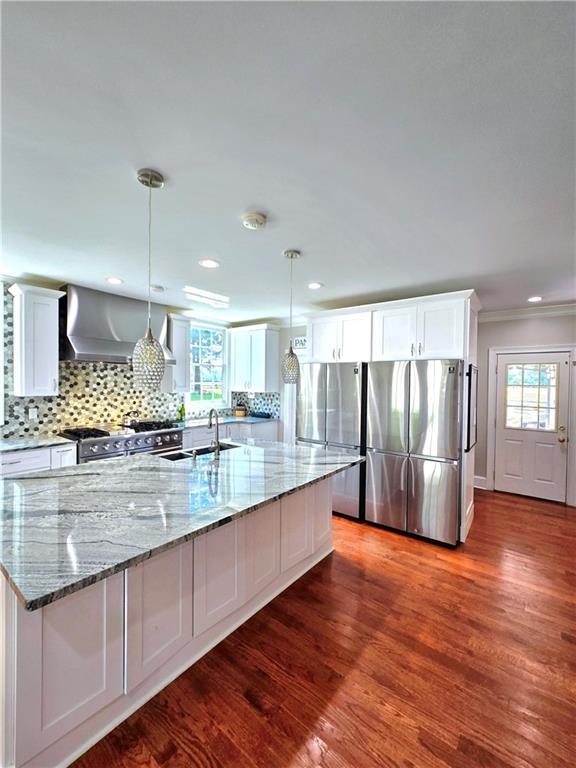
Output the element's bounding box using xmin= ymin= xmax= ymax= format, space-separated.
xmin=132 ymin=168 xmax=166 ymax=390
xmin=281 ymin=249 xmax=301 ymax=384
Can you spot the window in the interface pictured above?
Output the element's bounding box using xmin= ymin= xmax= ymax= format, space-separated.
xmin=505 ymin=363 xmax=558 ymax=431
xmin=187 ymin=325 xmax=225 ymax=409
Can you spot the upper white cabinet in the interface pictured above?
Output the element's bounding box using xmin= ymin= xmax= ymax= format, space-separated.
xmin=229 ymin=324 xmax=279 ymax=392
xmin=308 ymin=312 xmax=371 ymax=362
xmin=416 ymin=298 xmax=465 ymax=359
xmin=9 ymin=284 xmax=65 ymax=396
xmin=372 ymin=305 xmax=418 ymax=360
xmin=161 ymin=315 xmax=190 ymax=393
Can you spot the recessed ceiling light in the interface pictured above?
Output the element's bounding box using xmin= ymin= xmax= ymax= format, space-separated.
xmin=106 ymin=276 xmax=123 ymax=285
xmin=198 ymin=258 xmax=220 ymax=269
xmin=527 ymin=296 xmax=543 ymax=303
xmin=308 ymin=281 xmax=324 ymax=290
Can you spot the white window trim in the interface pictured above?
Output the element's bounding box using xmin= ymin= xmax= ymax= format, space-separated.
xmin=185 ymin=322 xmax=230 ymax=415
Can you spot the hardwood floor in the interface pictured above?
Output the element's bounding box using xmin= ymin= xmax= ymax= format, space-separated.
xmin=73 ymin=491 xmax=576 ymax=768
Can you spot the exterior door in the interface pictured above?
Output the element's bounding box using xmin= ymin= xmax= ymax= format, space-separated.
xmin=495 ymin=352 xmax=570 ymax=502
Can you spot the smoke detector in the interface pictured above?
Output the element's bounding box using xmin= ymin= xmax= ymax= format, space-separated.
xmin=242 ymin=211 xmax=267 ymax=230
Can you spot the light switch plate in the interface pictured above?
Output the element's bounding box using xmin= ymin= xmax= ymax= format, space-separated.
xmin=28 ymin=406 xmax=38 ymax=421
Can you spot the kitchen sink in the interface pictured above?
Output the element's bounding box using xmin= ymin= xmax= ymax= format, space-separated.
xmin=160 ymin=443 xmax=239 ymax=461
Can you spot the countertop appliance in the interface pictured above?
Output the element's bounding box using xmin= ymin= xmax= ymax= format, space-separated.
xmin=365 ymin=360 xmax=462 ymax=545
xmin=59 ymin=421 xmax=182 ymax=463
xmin=296 ymin=362 xmax=364 ymax=519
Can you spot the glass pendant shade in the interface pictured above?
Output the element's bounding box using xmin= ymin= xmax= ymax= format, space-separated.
xmin=133 ymin=168 xmax=165 ymax=390
xmin=133 ymin=326 xmax=165 ymax=389
xmin=282 ymin=341 xmax=300 ymax=384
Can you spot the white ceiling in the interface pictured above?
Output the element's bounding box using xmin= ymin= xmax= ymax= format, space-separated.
xmin=2 ymin=1 xmax=575 ymax=322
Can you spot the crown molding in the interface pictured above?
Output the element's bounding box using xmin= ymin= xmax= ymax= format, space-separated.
xmin=478 ymin=303 xmax=576 ymax=323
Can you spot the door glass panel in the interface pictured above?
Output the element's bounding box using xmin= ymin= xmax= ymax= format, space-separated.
xmin=505 ymin=363 xmax=558 ymax=431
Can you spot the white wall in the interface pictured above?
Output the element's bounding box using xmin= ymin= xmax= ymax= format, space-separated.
xmin=475 ymin=312 xmax=576 ymax=478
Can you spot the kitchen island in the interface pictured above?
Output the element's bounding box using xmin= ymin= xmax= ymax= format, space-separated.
xmin=0 ymin=441 xmax=362 ymax=768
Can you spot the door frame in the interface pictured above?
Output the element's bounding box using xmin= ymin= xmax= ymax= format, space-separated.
xmin=485 ymin=344 xmax=576 ymax=505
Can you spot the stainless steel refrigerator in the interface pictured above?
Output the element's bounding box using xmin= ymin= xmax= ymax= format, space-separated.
xmin=296 ymin=362 xmax=363 ymax=519
xmin=365 ymin=360 xmax=462 ymax=545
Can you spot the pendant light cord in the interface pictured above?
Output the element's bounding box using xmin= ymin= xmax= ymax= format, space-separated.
xmin=147 ymin=184 xmax=152 ymax=327
xmin=289 ymin=255 xmax=293 ymax=342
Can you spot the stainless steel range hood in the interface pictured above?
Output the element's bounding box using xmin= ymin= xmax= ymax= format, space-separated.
xmin=60 ymin=285 xmax=176 ymax=365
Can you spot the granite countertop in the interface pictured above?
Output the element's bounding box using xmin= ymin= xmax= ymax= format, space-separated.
xmin=0 ymin=441 xmax=363 ymax=611
xmin=0 ymin=435 xmax=76 ymax=454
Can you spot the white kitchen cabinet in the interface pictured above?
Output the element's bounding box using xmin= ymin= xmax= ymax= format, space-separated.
xmin=416 ymin=298 xmax=465 ymax=359
xmin=313 ymin=479 xmax=333 ymax=551
xmin=14 ymin=574 xmax=124 ymax=766
xmin=50 ymin=443 xmax=77 ymax=468
xmin=229 ymin=325 xmax=279 ymax=392
xmin=226 ymin=420 xmax=279 ymax=441
xmin=372 ymin=305 xmax=418 ymax=360
xmin=193 ymin=518 xmax=247 ymax=636
xmin=125 ymin=542 xmax=193 ymax=692
xmin=280 ymin=486 xmax=315 ymax=572
xmin=308 ymin=312 xmax=371 ymax=362
xmin=0 ymin=447 xmax=52 ymax=478
xmin=9 ymin=284 xmax=65 ymax=396
xmin=245 ymin=501 xmax=281 ymax=599
xmin=170 ymin=315 xmax=191 ymax=392
xmin=371 ymin=296 xmax=467 ymax=361
xmin=226 ymin=422 xmax=251 ymax=440
xmin=183 ymin=426 xmax=214 ymax=450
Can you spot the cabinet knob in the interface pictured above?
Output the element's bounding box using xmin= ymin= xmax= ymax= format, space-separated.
xmin=418 ymin=342 xmax=423 ymax=356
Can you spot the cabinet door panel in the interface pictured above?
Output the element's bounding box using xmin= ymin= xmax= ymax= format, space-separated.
xmin=308 ymin=318 xmax=339 ymax=362
xmin=339 ymin=312 xmax=372 ymax=362
xmin=249 ymin=421 xmax=279 ymax=441
xmin=372 ymin=306 xmax=417 ymax=360
xmin=125 ymin=543 xmax=193 ymax=692
xmin=416 ymin=300 xmax=465 ymax=358
xmin=1 ymin=448 xmax=51 ymax=477
xmin=50 ymin=445 xmax=77 ymax=468
xmin=281 ymin=487 xmax=314 ymax=571
xmin=194 ymin=519 xmax=246 ymax=635
xmin=249 ymin=330 xmax=266 ymax=391
xmin=313 ymin=479 xmax=333 ymax=550
xmin=230 ymin=332 xmax=251 ymax=391
xmin=171 ymin=317 xmax=191 ymax=392
xmin=246 ymin=501 xmax=281 ymax=598
xmin=15 ymin=574 xmax=124 ymax=766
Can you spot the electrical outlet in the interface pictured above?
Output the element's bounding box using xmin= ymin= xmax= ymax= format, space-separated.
xmin=28 ymin=407 xmax=38 ymax=421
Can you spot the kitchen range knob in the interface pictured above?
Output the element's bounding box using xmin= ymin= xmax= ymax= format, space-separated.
xmin=125 ymin=440 xmax=133 ymax=449
xmin=102 ymin=443 xmax=110 ymax=451
xmin=114 ymin=441 xmax=122 ymax=449
xmin=145 ymin=437 xmax=153 ymax=445
xmin=156 ymin=436 xmax=163 ymax=445
xmin=163 ymin=434 xmax=170 ymax=443
xmin=135 ymin=439 xmax=142 ymax=446
xmin=172 ymin=434 xmax=179 ymax=442
xmin=89 ymin=445 xmax=98 ymax=453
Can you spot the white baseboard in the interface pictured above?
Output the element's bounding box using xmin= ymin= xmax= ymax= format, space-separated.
xmin=474 ymin=475 xmax=487 ymax=490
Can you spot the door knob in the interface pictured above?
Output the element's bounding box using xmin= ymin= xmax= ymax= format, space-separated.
xmin=558 ymin=436 xmax=566 ymax=443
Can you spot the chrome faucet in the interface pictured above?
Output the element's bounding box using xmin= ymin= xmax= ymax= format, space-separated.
xmin=208 ymin=408 xmax=220 ymax=459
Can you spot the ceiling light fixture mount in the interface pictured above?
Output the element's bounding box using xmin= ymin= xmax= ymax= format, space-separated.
xmin=132 ymin=168 xmax=166 ymax=390
xmin=281 ymin=249 xmax=301 ymax=385
xmin=242 ymin=211 xmax=267 ymax=230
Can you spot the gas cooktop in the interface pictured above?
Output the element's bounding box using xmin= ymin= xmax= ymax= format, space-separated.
xmin=129 ymin=421 xmax=178 ymax=433
xmin=59 ymin=427 xmax=110 ymax=440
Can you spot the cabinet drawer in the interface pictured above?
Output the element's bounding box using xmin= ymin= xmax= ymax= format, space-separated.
xmin=0 ymin=448 xmax=52 ymax=477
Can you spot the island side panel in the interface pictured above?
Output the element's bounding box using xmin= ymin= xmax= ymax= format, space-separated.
xmin=6 ymin=479 xmax=334 ymax=768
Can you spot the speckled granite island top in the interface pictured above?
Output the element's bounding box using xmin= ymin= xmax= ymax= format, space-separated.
xmin=0 ymin=441 xmax=363 ymax=611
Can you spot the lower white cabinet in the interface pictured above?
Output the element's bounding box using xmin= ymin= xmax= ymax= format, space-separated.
xmin=15 ymin=574 xmax=124 ymax=766
xmin=313 ymin=479 xmax=333 ymax=551
xmin=125 ymin=543 xmax=194 ymax=692
xmin=193 ymin=518 xmax=247 ymax=636
xmin=50 ymin=443 xmax=77 ymax=468
xmin=0 ymin=447 xmax=51 ymax=478
xmin=183 ymin=426 xmax=214 ymax=450
xmin=245 ymin=501 xmax=281 ymax=598
xmin=280 ymin=488 xmax=315 ymax=572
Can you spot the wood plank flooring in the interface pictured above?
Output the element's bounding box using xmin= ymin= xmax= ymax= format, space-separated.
xmin=73 ymin=491 xmax=576 ymax=768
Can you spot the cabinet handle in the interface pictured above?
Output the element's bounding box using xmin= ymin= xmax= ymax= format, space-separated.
xmin=411 ymin=343 xmax=414 ymax=357
xmin=52 ymin=378 xmax=57 ymax=393
xmin=4 ymin=460 xmax=22 ymax=465
xmin=418 ymin=342 xmax=422 ymax=356
xmin=338 ymin=348 xmax=342 ymax=360
xmin=332 ymin=349 xmax=336 ymax=360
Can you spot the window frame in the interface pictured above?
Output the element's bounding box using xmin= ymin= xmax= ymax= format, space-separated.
xmin=185 ymin=322 xmax=229 ymax=414
xmin=504 ymin=361 xmax=559 ymax=432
